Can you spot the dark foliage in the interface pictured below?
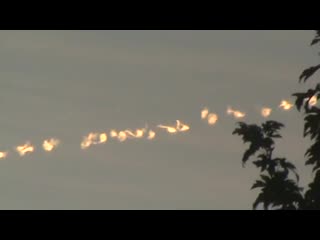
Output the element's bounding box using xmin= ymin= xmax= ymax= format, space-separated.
xmin=233 ymin=30 xmax=320 ymax=210
xmin=233 ymin=121 xmax=303 ymax=209
xmin=293 ymin=30 xmax=320 ymax=209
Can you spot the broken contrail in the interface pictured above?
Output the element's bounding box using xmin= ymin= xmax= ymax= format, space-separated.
xmin=0 ymin=98 xmax=309 ymax=160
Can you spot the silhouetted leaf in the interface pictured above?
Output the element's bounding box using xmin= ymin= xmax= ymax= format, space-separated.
xmin=299 ymin=64 xmax=320 ymax=83
xmin=293 ymin=89 xmax=320 ymax=112
xmin=276 ymin=158 xmax=300 ymax=182
xmin=305 ymin=139 xmax=320 ymax=172
xmin=260 ymin=174 xmax=270 ymax=183
xmin=313 ymin=164 xmax=320 ymax=173
xmin=270 ymin=134 xmax=282 ymax=138
xmin=262 ymin=137 xmax=274 ymax=149
xmin=253 ymin=193 xmax=264 ymax=210
xmin=292 ymin=93 xmax=307 ymax=111
xmin=242 ymin=143 xmax=260 ymax=166
xmin=311 ymin=38 xmax=320 ymax=46
xmin=251 ymin=180 xmax=265 ymax=189
xmin=311 ymin=30 xmax=320 ymax=45
xmin=262 ymin=121 xmax=284 ymax=132
xmin=253 ymin=155 xmax=274 ymax=173
xmin=303 ymin=113 xmax=320 ymax=139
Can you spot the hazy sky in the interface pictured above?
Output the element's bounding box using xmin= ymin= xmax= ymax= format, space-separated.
xmin=0 ymin=30 xmax=317 ymax=209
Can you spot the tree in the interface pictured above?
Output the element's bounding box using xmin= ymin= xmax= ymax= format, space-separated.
xmin=233 ymin=30 xmax=320 ymax=210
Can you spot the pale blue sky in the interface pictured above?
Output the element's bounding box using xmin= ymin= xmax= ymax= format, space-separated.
xmin=0 ymin=30 xmax=317 ymax=209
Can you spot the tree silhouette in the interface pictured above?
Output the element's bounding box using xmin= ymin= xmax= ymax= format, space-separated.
xmin=233 ymin=30 xmax=320 ymax=210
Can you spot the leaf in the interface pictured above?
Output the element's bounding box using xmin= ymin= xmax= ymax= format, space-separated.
xmin=299 ymin=64 xmax=320 ymax=83
xmin=260 ymin=174 xmax=270 ymax=183
xmin=292 ymin=92 xmax=308 ymax=111
xmin=311 ymin=30 xmax=320 ymax=45
xmin=262 ymin=121 xmax=284 ymax=138
xmin=242 ymin=143 xmax=260 ymax=166
xmin=312 ymin=163 xmax=320 ymax=173
xmin=276 ymin=158 xmax=300 ymax=182
xmin=305 ymin=140 xmax=320 ymax=171
xmin=232 ymin=122 xmax=245 ymax=135
xmin=263 ymin=121 xmax=284 ymax=130
xmin=270 ymin=134 xmax=282 ymax=138
xmin=311 ymin=38 xmax=320 ymax=46
xmin=253 ymin=193 xmax=264 ymax=210
xmin=253 ymin=155 xmax=272 ymax=173
xmin=303 ymin=113 xmax=320 ymax=139
xmin=262 ymin=138 xmax=274 ymax=149
xmin=251 ymin=180 xmax=265 ymax=189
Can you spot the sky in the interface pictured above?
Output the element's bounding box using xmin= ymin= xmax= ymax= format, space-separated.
xmin=0 ymin=30 xmax=318 ymax=209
